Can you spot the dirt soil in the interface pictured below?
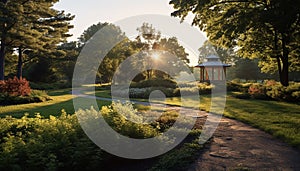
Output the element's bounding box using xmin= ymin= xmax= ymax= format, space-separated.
xmin=189 ymin=116 xmax=300 ymax=171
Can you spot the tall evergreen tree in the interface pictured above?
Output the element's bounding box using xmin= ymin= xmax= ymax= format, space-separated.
xmin=0 ymin=0 xmax=74 ymax=80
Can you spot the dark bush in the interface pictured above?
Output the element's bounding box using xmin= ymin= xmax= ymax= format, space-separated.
xmin=129 ymin=87 xmax=175 ymax=99
xmin=232 ymin=92 xmax=251 ymax=99
xmin=30 ymin=81 xmax=71 ymax=90
xmin=0 ymin=90 xmax=51 ymax=106
xmin=130 ymin=78 xmax=178 ymax=89
xmin=227 ymin=81 xmax=242 ymax=92
xmin=227 ymin=81 xmax=251 ymax=93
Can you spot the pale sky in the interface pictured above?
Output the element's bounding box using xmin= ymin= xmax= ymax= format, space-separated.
xmin=54 ymin=0 xmax=207 ymax=66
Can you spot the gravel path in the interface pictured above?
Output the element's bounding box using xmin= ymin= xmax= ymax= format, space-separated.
xmin=189 ymin=116 xmax=300 ymax=171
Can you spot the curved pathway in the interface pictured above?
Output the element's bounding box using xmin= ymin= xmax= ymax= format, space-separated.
xmin=189 ymin=116 xmax=300 ymax=171
xmin=73 ymin=89 xmax=300 ymax=170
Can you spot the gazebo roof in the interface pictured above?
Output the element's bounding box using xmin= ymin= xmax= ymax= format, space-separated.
xmin=206 ymin=54 xmax=220 ymax=59
xmin=195 ymin=54 xmax=231 ymax=67
xmin=195 ymin=62 xmax=231 ymax=67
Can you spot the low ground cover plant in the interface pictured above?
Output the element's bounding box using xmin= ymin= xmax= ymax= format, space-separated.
xmin=0 ymin=102 xmax=203 ymax=170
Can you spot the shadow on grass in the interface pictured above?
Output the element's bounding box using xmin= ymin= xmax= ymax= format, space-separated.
xmin=1 ymin=97 xmax=111 ymax=119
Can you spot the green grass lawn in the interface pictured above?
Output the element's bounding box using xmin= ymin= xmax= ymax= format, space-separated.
xmin=151 ymin=95 xmax=300 ymax=148
xmin=224 ymin=96 xmax=300 ymax=148
xmin=0 ymin=89 xmax=111 ymax=118
xmin=139 ymin=93 xmax=300 ymax=148
xmin=1 ymin=88 xmax=299 ymax=148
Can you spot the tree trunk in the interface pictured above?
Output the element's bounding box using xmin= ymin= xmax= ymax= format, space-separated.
xmin=274 ymin=30 xmax=282 ymax=81
xmin=17 ymin=47 xmax=23 ymax=79
xmin=280 ymin=34 xmax=289 ymax=87
xmin=0 ymin=38 xmax=5 ymax=81
xmin=147 ymin=70 xmax=151 ymax=80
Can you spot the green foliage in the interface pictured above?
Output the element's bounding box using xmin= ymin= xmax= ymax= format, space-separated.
xmin=150 ymin=131 xmax=203 ymax=171
xmin=170 ymin=0 xmax=300 ymax=86
xmin=101 ymin=102 xmax=158 ymax=139
xmin=134 ymin=23 xmax=190 ymax=80
xmin=0 ymin=90 xmax=51 ymax=106
xmin=29 ymin=81 xmax=71 ymax=90
xmin=0 ymin=111 xmax=106 ymax=170
xmin=230 ymin=58 xmax=274 ymax=81
xmin=129 ymin=81 xmax=212 ymax=98
xmin=228 ymin=80 xmax=300 ymax=102
xmin=152 ymin=110 xmax=179 ymax=132
xmin=198 ymin=40 xmax=236 ymax=64
xmin=131 ymin=78 xmax=178 ymax=89
xmin=76 ymin=22 xmax=131 ymax=84
xmin=265 ymin=81 xmax=300 ymax=102
xmin=0 ymin=0 xmax=74 ymax=80
xmin=157 ymin=37 xmax=190 ymax=64
xmin=30 ymin=90 xmax=52 ymax=101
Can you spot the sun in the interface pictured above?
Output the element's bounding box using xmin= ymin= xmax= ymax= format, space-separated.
xmin=152 ymin=52 xmax=160 ymax=60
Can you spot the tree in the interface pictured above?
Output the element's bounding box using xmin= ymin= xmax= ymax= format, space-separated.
xmin=156 ymin=37 xmax=190 ymax=79
xmin=135 ymin=23 xmax=162 ymax=79
xmin=136 ymin=22 xmax=161 ymax=51
xmin=77 ymin=22 xmax=134 ymax=83
xmin=135 ymin=23 xmax=190 ymax=80
xmin=231 ymin=58 xmax=267 ymax=81
xmin=170 ymin=0 xmax=300 ymax=86
xmin=55 ymin=41 xmax=80 ymax=82
xmin=0 ymin=0 xmax=74 ymax=80
xmin=78 ymin=22 xmax=109 ymax=46
xmin=198 ymin=40 xmax=236 ymax=64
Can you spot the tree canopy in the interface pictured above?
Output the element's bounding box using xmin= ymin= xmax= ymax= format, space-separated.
xmin=134 ymin=23 xmax=190 ymax=80
xmin=170 ymin=0 xmax=300 ymax=86
xmin=0 ymin=0 xmax=74 ymax=80
xmin=198 ymin=40 xmax=236 ymax=64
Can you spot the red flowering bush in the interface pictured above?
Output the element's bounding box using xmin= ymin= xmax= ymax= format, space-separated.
xmin=265 ymin=80 xmax=277 ymax=87
xmin=248 ymin=83 xmax=268 ymax=100
xmin=0 ymin=77 xmax=31 ymax=96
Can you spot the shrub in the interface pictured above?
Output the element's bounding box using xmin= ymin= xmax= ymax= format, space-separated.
xmin=227 ymin=81 xmax=251 ymax=92
xmin=0 ymin=104 xmax=204 ymax=170
xmin=227 ymin=81 xmax=242 ymax=92
xmin=248 ymin=83 xmax=269 ymax=100
xmin=265 ymin=81 xmax=300 ymax=102
xmin=0 ymin=77 xmax=31 ymax=96
xmin=232 ymin=92 xmax=251 ymax=99
xmin=149 ymin=132 xmax=203 ymax=171
xmin=29 ymin=81 xmax=71 ymax=90
xmin=198 ymin=83 xmax=212 ymax=94
xmin=113 ymin=87 xmax=175 ymax=99
xmin=100 ymin=102 xmax=159 ymax=139
xmin=130 ymin=78 xmax=178 ymax=89
xmin=0 ymin=111 xmax=107 ymax=170
xmin=0 ymin=90 xmax=51 ymax=106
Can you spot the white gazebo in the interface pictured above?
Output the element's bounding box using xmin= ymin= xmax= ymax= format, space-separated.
xmin=195 ymin=55 xmax=231 ymax=82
